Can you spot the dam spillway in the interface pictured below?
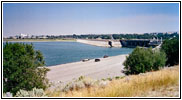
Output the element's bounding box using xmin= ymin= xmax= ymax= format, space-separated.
xmin=120 ymin=39 xmax=162 ymax=48
xmin=120 ymin=40 xmax=150 ymax=47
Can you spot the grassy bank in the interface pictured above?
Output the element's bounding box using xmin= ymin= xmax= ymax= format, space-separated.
xmin=46 ymin=65 xmax=179 ymax=97
xmin=3 ymin=38 xmax=76 ymax=42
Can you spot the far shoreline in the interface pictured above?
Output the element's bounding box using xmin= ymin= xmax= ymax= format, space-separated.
xmin=3 ymin=39 xmax=76 ymax=42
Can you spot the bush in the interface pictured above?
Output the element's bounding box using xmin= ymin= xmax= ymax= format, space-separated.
xmin=62 ymin=76 xmax=96 ymax=92
xmin=123 ymin=47 xmax=166 ymax=75
xmin=161 ymin=38 xmax=179 ymax=66
xmin=15 ymin=88 xmax=46 ymax=97
xmin=3 ymin=92 xmax=13 ymax=97
xmin=3 ymin=42 xmax=49 ymax=95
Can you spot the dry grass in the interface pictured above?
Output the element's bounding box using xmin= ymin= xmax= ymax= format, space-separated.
xmin=138 ymin=84 xmax=179 ymax=97
xmin=46 ymin=65 xmax=179 ymax=97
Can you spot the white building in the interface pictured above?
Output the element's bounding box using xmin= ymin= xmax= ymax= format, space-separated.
xmin=20 ymin=33 xmax=28 ymax=39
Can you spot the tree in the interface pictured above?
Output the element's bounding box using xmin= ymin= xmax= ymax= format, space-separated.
xmin=161 ymin=38 xmax=179 ymax=66
xmin=123 ymin=47 xmax=166 ymax=75
xmin=3 ymin=42 xmax=49 ymax=95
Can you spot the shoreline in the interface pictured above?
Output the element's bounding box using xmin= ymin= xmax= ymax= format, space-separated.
xmin=4 ymin=39 xmax=122 ymax=48
xmin=46 ymin=54 xmax=128 ymax=85
xmin=4 ymin=41 xmax=76 ymax=43
xmin=46 ymin=54 xmax=128 ymax=67
xmin=3 ymin=39 xmax=76 ymax=42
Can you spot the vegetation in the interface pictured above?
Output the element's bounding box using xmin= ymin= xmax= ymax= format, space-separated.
xmin=73 ymin=32 xmax=178 ymax=40
xmin=46 ymin=65 xmax=179 ymax=97
xmin=15 ymin=88 xmax=46 ymax=97
xmin=123 ymin=47 xmax=166 ymax=75
xmin=113 ymin=32 xmax=178 ymax=39
xmin=3 ymin=32 xmax=179 ymax=97
xmin=5 ymin=32 xmax=178 ymax=40
xmin=3 ymin=43 xmax=49 ymax=95
xmin=161 ymin=37 xmax=179 ymax=66
xmin=45 ymin=76 xmax=110 ymax=97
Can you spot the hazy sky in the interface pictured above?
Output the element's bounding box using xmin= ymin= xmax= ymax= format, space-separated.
xmin=3 ymin=3 xmax=179 ymax=36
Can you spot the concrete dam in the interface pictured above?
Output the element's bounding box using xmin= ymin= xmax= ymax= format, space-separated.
xmin=120 ymin=39 xmax=162 ymax=48
xmin=76 ymin=39 xmax=162 ymax=48
xmin=76 ymin=39 xmax=121 ymax=47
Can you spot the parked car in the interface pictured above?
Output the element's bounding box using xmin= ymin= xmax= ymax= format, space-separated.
xmin=82 ymin=59 xmax=90 ymax=62
xmin=103 ymin=55 xmax=109 ymax=58
xmin=95 ymin=59 xmax=100 ymax=62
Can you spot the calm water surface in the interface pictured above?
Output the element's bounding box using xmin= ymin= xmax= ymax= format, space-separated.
xmin=4 ymin=42 xmax=133 ymax=66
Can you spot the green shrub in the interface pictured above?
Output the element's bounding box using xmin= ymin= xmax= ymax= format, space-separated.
xmin=115 ymin=76 xmax=120 ymax=80
xmin=107 ymin=78 xmax=112 ymax=81
xmin=123 ymin=47 xmax=166 ymax=75
xmin=161 ymin=38 xmax=179 ymax=66
xmin=3 ymin=42 xmax=49 ymax=95
xmin=152 ymin=50 xmax=166 ymax=70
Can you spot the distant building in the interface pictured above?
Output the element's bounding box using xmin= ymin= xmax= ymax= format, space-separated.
xmin=37 ymin=35 xmax=48 ymax=39
xmin=27 ymin=35 xmax=32 ymax=39
xmin=9 ymin=36 xmax=17 ymax=39
xmin=31 ymin=35 xmax=37 ymax=39
xmin=20 ymin=33 xmax=28 ymax=39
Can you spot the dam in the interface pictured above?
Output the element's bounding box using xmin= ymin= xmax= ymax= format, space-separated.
xmin=120 ymin=39 xmax=162 ymax=48
xmin=77 ymin=39 xmax=162 ymax=48
xmin=76 ymin=39 xmax=121 ymax=47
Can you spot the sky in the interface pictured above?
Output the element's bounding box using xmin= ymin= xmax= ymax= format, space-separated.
xmin=3 ymin=3 xmax=179 ymax=36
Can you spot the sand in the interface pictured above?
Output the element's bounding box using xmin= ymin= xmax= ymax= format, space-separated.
xmin=46 ymin=54 xmax=128 ymax=84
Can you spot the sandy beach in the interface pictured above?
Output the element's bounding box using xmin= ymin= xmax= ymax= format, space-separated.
xmin=46 ymin=54 xmax=128 ymax=84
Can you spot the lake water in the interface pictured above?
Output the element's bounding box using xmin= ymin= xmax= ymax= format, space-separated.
xmin=4 ymin=42 xmax=133 ymax=66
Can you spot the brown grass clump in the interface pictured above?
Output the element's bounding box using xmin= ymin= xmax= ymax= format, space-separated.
xmin=46 ymin=65 xmax=179 ymax=97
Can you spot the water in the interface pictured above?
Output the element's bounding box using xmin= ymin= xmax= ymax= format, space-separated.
xmin=4 ymin=42 xmax=133 ymax=66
